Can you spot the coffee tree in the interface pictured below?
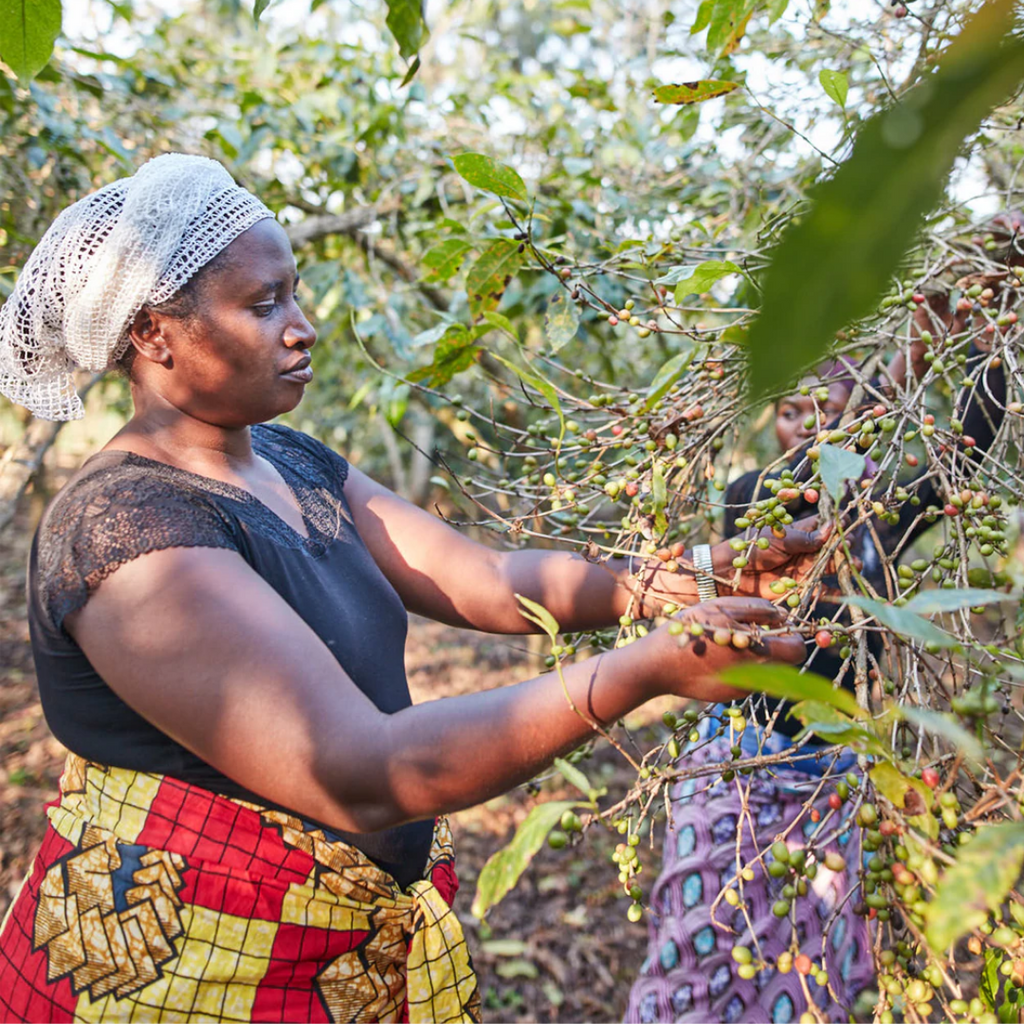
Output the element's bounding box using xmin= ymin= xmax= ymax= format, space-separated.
xmin=3 ymin=0 xmax=1024 ymax=1020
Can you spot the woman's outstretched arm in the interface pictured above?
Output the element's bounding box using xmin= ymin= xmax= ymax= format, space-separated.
xmin=68 ymin=546 xmax=802 ymax=834
xmin=343 ymin=464 xmax=826 ymax=633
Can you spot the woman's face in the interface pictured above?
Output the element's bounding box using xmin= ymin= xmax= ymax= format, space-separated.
xmin=139 ymin=219 xmax=318 ymax=428
xmin=775 ymin=381 xmax=850 ymax=452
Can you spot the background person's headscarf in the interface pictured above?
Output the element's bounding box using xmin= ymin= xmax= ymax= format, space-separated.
xmin=0 ymin=153 xmax=275 ymax=421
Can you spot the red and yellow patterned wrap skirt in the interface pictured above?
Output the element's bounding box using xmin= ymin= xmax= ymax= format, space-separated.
xmin=0 ymin=754 xmax=481 ymax=1023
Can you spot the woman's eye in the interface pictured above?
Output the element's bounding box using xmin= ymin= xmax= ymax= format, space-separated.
xmin=253 ymin=303 xmax=277 ymax=317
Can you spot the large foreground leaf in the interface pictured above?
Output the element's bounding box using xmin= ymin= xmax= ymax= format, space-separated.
xmin=0 ymin=0 xmax=62 ymax=81
xmin=385 ymin=0 xmax=428 ymax=61
xmin=472 ymin=800 xmax=579 ymax=918
xmin=924 ymin=822 xmax=1024 ymax=951
xmin=746 ymin=0 xmax=1024 ymax=397
xmin=720 ymin=662 xmax=861 ymax=718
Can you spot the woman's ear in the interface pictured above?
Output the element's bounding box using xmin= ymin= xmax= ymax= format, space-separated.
xmin=126 ymin=307 xmax=174 ymax=368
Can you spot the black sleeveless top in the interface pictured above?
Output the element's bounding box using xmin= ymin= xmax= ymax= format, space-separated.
xmin=27 ymin=423 xmax=433 ymax=888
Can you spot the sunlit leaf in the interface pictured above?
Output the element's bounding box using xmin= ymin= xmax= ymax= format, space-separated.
xmin=466 ymin=239 xmax=525 ymax=319
xmin=0 ymin=0 xmax=62 ymax=81
xmin=453 ymin=153 xmax=528 ymax=203
xmin=819 ymin=69 xmax=848 ymax=109
xmin=705 ymin=0 xmax=756 ymax=56
xmin=720 ymin=663 xmax=861 ymax=718
xmin=515 ymin=593 xmax=560 ymax=639
xmin=844 ymin=595 xmax=956 ymax=647
xmin=789 ymin=701 xmax=888 ymax=755
xmin=644 ymin=347 xmax=696 ymax=410
xmin=553 ymin=756 xmax=593 ymax=799
xmin=385 ymin=0 xmax=429 ymax=61
xmin=924 ymin=822 xmax=1024 ymax=950
xmin=472 ymin=799 xmax=579 ymax=917
xmin=746 ymin=0 xmax=1024 ymax=397
xmin=543 ymin=292 xmax=580 ymax=351
xmin=253 ymin=0 xmax=271 ymax=24
xmin=817 ymin=443 xmax=865 ymax=500
xmin=655 ymin=260 xmax=741 ymax=304
xmin=482 ymin=310 xmax=519 ymax=341
xmin=651 ymin=80 xmax=740 ymax=105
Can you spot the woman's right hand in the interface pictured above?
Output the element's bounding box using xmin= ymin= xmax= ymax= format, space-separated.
xmin=648 ymin=596 xmax=805 ymax=703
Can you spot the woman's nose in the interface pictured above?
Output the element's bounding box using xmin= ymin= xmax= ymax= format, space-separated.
xmin=285 ymin=308 xmax=318 ymax=349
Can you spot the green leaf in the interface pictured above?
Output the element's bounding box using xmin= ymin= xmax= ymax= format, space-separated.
xmin=657 ymin=260 xmax=741 ymax=304
xmin=981 ymin=947 xmax=1002 ymax=1011
xmin=817 ymin=443 xmax=865 ymax=500
xmin=253 ymin=0 xmax=271 ymax=23
xmin=766 ymin=0 xmax=790 ymax=23
xmin=706 ymin=0 xmax=756 ymax=56
xmin=644 ymin=347 xmax=696 ymax=411
xmin=399 ymin=54 xmax=421 ymax=88
xmin=543 ymin=292 xmax=580 ymax=351
xmin=870 ymin=761 xmax=937 ymax=839
xmin=690 ymin=0 xmax=713 ymax=34
xmin=515 ymin=593 xmax=560 ymax=640
xmin=491 ymin=354 xmax=565 ymax=443
xmin=466 ymin=239 xmax=525 ymax=319
xmin=406 ymin=330 xmax=481 ymax=388
xmin=844 ymin=595 xmax=956 ymax=648
xmin=924 ymin=822 xmax=1024 ymax=950
xmin=746 ymin=0 xmax=1024 ymax=397
xmin=903 ymin=588 xmax=1012 ymax=615
xmin=897 ymin=705 xmax=984 ymax=763
xmin=472 ymin=800 xmax=579 ymax=918
xmin=720 ymin=663 xmax=861 ymax=718
xmin=553 ymin=756 xmax=593 ymax=799
xmin=385 ymin=0 xmax=429 ymax=60
xmin=819 ymin=69 xmax=849 ymax=109
xmin=481 ymin=310 xmax=519 ymax=341
xmin=453 ymin=153 xmax=528 ymax=203
xmin=0 ymin=0 xmax=62 ymax=81
xmin=422 ymin=239 xmax=474 ymax=282
xmin=651 ymin=80 xmax=740 ymax=106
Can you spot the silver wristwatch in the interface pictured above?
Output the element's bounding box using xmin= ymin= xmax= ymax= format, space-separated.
xmin=692 ymin=544 xmax=719 ymax=603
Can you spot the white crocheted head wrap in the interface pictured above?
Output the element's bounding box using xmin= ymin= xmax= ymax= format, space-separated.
xmin=0 ymin=153 xmax=276 ymax=421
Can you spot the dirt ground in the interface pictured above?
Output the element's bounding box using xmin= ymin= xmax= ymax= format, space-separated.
xmin=0 ymin=484 xmax=659 ymax=1023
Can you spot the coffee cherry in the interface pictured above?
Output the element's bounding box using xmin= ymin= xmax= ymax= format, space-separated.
xmin=828 ymin=792 xmax=843 ymax=811
xmin=795 ymin=954 xmax=813 ymax=975
xmin=921 ymin=767 xmax=940 ymax=789
xmin=627 ymin=903 xmax=643 ymax=923
xmin=815 ymin=629 xmax=833 ymax=648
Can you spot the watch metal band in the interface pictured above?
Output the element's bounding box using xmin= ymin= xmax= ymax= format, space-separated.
xmin=692 ymin=544 xmax=719 ymax=603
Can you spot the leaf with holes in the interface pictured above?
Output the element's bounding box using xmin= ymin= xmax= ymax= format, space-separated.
xmin=466 ymin=239 xmax=525 ymax=319
xmin=651 ymin=80 xmax=740 ymax=105
xmin=453 ymin=153 xmax=528 ymax=203
xmin=544 ymin=292 xmax=580 ymax=351
xmin=0 ymin=0 xmax=62 ymax=81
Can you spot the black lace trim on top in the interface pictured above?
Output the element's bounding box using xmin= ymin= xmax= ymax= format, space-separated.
xmin=36 ymin=424 xmax=350 ymax=634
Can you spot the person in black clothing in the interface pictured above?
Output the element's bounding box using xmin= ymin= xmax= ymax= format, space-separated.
xmin=627 ymin=271 xmax=1011 ymax=1024
xmin=0 ymin=154 xmax=826 ymax=1024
